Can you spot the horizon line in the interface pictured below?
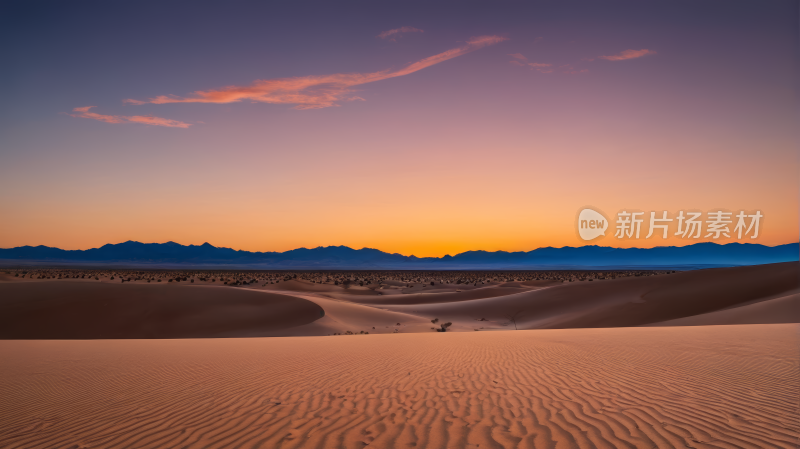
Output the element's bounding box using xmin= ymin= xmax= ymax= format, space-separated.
xmin=3 ymin=240 xmax=798 ymax=259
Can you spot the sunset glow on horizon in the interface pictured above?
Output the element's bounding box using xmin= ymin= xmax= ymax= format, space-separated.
xmin=1 ymin=1 xmax=796 ymax=257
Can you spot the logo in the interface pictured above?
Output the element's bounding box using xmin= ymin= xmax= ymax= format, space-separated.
xmin=575 ymin=208 xmax=763 ymax=241
xmin=578 ymin=208 xmax=608 ymax=241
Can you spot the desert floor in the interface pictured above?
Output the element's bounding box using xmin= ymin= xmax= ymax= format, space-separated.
xmin=0 ymin=263 xmax=797 ymax=448
xmin=0 ymin=325 xmax=797 ymax=448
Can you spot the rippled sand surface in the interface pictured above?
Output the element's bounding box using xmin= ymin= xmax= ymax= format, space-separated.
xmin=1 ymin=324 xmax=797 ymax=448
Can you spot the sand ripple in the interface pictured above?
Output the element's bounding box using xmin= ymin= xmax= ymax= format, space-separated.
xmin=0 ymin=324 xmax=796 ymax=448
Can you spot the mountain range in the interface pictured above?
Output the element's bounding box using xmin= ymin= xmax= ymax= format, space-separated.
xmin=0 ymin=241 xmax=797 ymax=270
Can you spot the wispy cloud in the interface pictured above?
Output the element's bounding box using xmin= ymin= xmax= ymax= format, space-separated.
xmin=507 ymin=53 xmax=554 ymax=73
xmin=130 ymin=35 xmax=507 ymax=110
xmin=378 ymin=26 xmax=423 ymax=41
xmin=598 ymin=48 xmax=656 ymax=61
xmin=68 ymin=106 xmax=191 ymax=128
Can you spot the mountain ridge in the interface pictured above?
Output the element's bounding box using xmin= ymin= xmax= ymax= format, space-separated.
xmin=0 ymin=241 xmax=796 ymax=269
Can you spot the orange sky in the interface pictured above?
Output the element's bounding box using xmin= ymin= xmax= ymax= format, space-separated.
xmin=2 ymin=125 xmax=796 ymax=256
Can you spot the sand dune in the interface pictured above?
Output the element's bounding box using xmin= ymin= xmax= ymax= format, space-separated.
xmin=261 ymin=279 xmax=380 ymax=296
xmin=0 ymin=324 xmax=796 ymax=448
xmin=0 ymin=262 xmax=796 ymax=339
xmin=265 ymin=293 xmax=435 ymax=336
xmin=0 ymin=264 xmax=796 ymax=447
xmin=0 ymin=282 xmax=323 ymax=339
xmin=338 ymin=285 xmax=543 ymax=306
xmin=376 ymin=262 xmax=800 ymax=330
xmin=650 ymin=292 xmax=800 ymax=327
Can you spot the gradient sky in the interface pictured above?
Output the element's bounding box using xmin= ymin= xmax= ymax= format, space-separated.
xmin=1 ymin=1 xmax=797 ymax=257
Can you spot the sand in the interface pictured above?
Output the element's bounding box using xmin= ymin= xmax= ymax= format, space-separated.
xmin=373 ymin=262 xmax=800 ymax=331
xmin=649 ymin=292 xmax=800 ymax=327
xmin=0 ymin=324 xmax=796 ymax=448
xmin=0 ymin=262 xmax=796 ymax=338
xmin=0 ymin=282 xmax=324 ymax=339
xmin=0 ymin=264 xmax=797 ymax=447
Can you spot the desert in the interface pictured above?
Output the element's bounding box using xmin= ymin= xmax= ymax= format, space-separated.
xmin=0 ymin=263 xmax=797 ymax=448
xmin=0 ymin=263 xmax=796 ymax=339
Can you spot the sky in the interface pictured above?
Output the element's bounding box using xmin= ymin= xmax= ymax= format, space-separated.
xmin=0 ymin=0 xmax=797 ymax=257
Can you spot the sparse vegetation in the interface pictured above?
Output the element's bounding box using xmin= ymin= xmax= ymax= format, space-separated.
xmin=0 ymin=268 xmax=676 ymax=302
xmin=503 ymin=310 xmax=526 ymax=330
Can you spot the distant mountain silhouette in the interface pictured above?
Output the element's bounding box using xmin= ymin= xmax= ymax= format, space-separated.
xmin=0 ymin=241 xmax=796 ymax=269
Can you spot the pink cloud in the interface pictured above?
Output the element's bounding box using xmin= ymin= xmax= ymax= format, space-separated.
xmin=598 ymin=49 xmax=656 ymax=61
xmin=507 ymin=54 xmax=554 ymax=73
xmin=69 ymin=106 xmax=191 ymax=128
xmin=125 ymin=115 xmax=192 ymax=128
xmin=132 ymin=35 xmax=508 ymax=110
xmin=123 ymin=98 xmax=147 ymax=105
xmin=377 ymin=26 xmax=423 ymax=41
